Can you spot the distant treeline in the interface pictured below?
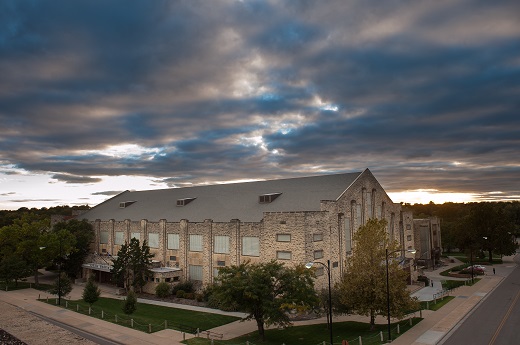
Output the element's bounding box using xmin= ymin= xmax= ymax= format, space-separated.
xmin=0 ymin=205 xmax=91 ymax=228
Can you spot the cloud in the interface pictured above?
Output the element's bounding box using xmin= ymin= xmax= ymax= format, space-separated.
xmin=51 ymin=174 xmax=102 ymax=184
xmin=0 ymin=0 xmax=519 ymax=207
xmin=91 ymin=191 xmax=124 ymax=196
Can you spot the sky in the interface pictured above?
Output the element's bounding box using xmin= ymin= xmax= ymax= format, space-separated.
xmin=1 ymin=0 xmax=519 ymax=210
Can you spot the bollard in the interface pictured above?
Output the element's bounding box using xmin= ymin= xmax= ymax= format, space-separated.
xmin=211 ymin=339 xmax=214 ymax=345
xmin=380 ymin=331 xmax=383 ymax=342
xmin=46 ymin=297 xmax=49 ymax=303
xmin=77 ymin=304 xmax=79 ymax=312
xmin=246 ymin=341 xmax=249 ymax=345
xmin=397 ymin=324 xmax=400 ymax=334
xmin=101 ymin=310 xmax=104 ymax=319
xmin=410 ymin=318 xmax=413 ymax=326
xmin=165 ymin=320 xmax=167 ymax=329
xmin=65 ymin=301 xmax=68 ymax=308
xmin=38 ymin=294 xmax=40 ymax=299
xmin=115 ymin=315 xmax=118 ymax=323
xmin=149 ymin=324 xmax=151 ymax=333
xmin=359 ymin=336 xmax=362 ymax=345
xmin=131 ymin=319 xmax=134 ymax=328
xmin=427 ymin=301 xmax=429 ymax=310
xmin=197 ymin=328 xmax=200 ymax=337
xmin=89 ymin=307 xmax=91 ymax=315
xmin=183 ymin=333 xmax=185 ymax=341
xmin=55 ymin=299 xmax=58 ymax=305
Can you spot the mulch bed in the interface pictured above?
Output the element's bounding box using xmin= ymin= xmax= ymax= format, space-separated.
xmin=0 ymin=329 xmax=27 ymax=345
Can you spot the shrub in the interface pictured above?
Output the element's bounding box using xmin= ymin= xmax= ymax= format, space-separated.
xmin=176 ymin=289 xmax=185 ymax=298
xmin=123 ymin=290 xmax=137 ymax=315
xmin=460 ymin=267 xmax=484 ymax=275
xmin=172 ymin=281 xmax=194 ymax=295
xmin=417 ymin=275 xmax=430 ymax=286
xmin=184 ymin=292 xmax=195 ymax=300
xmin=155 ymin=282 xmax=171 ymax=298
xmin=195 ymin=293 xmax=204 ymax=302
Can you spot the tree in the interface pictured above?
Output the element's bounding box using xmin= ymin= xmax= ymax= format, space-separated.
xmin=52 ymin=219 xmax=94 ymax=279
xmin=337 ymin=219 xmax=418 ymax=329
xmin=82 ymin=277 xmax=101 ymax=306
xmin=111 ymin=238 xmax=154 ymax=292
xmin=463 ymin=203 xmax=517 ymax=262
xmin=49 ymin=272 xmax=73 ymax=301
xmin=0 ymin=255 xmax=32 ymax=288
xmin=210 ymin=260 xmax=318 ymax=341
xmin=123 ymin=290 xmax=137 ymax=315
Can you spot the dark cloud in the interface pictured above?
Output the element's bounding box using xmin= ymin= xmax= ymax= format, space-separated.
xmin=51 ymin=174 xmax=102 ymax=184
xmin=0 ymin=0 xmax=519 ymax=205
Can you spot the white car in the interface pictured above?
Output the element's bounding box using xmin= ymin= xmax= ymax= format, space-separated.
xmin=471 ymin=265 xmax=486 ymax=270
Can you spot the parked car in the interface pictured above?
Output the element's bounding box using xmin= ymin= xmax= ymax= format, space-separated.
xmin=471 ymin=265 xmax=486 ymax=270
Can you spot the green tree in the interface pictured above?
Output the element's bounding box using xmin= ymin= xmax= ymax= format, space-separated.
xmin=210 ymin=260 xmax=318 ymax=341
xmin=52 ymin=219 xmax=94 ymax=279
xmin=463 ymin=203 xmax=517 ymax=262
xmin=123 ymin=290 xmax=137 ymax=315
xmin=337 ymin=219 xmax=419 ymax=329
xmin=0 ymin=255 xmax=32 ymax=288
xmin=111 ymin=238 xmax=154 ymax=292
xmin=49 ymin=272 xmax=73 ymax=303
xmin=155 ymin=281 xmax=171 ymax=298
xmin=82 ymin=277 xmax=101 ymax=306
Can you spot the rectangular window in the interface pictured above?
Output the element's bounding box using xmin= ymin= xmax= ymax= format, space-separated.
xmin=131 ymin=232 xmax=141 ymax=242
xmin=407 ymin=235 xmax=412 ymax=241
xmin=367 ymin=191 xmax=373 ymax=219
xmin=314 ymin=250 xmax=324 ymax=260
xmin=189 ymin=265 xmax=203 ymax=281
xmin=100 ymin=231 xmax=109 ymax=244
xmin=406 ymin=224 xmax=412 ymax=230
xmin=313 ymin=233 xmax=323 ymax=242
xmin=214 ymin=235 xmax=230 ymax=254
xmin=169 ymin=255 xmax=176 ymax=261
xmin=148 ymin=233 xmax=159 ymax=248
xmin=114 ymin=231 xmax=124 ymax=245
xmin=167 ymin=233 xmax=179 ymax=250
xmin=376 ymin=205 xmax=382 ymax=219
xmin=345 ymin=218 xmax=352 ymax=253
xmin=277 ymin=251 xmax=292 ymax=260
xmin=217 ymin=260 xmax=226 ymax=266
xmin=242 ymin=236 xmax=260 ymax=256
xmin=276 ymin=234 xmax=291 ymax=242
xmin=189 ymin=234 xmax=203 ymax=252
xmin=356 ymin=204 xmax=362 ymax=228
xmin=315 ymin=267 xmax=324 ymax=276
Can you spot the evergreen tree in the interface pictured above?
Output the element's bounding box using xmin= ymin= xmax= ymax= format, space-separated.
xmin=122 ymin=290 xmax=137 ymax=315
xmin=82 ymin=277 xmax=101 ymax=306
xmin=111 ymin=238 xmax=154 ymax=292
xmin=49 ymin=272 xmax=73 ymax=302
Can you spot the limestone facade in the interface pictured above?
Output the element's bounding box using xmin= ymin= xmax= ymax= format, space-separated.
xmin=84 ymin=169 xmax=419 ymax=292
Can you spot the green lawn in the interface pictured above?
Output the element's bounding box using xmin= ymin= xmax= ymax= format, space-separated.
xmin=0 ymin=281 xmax=53 ymax=291
xmin=185 ymin=318 xmax=422 ymax=345
xmin=420 ymin=296 xmax=455 ymax=311
xmin=41 ymin=297 xmax=240 ymax=334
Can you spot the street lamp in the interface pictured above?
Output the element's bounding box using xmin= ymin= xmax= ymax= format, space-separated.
xmin=306 ymin=260 xmax=333 ymax=345
xmin=386 ymin=248 xmax=416 ymax=343
xmin=57 ymin=236 xmax=63 ymax=306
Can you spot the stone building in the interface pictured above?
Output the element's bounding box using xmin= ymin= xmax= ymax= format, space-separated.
xmin=413 ymin=217 xmax=442 ymax=270
xmin=79 ymin=169 xmax=418 ymax=293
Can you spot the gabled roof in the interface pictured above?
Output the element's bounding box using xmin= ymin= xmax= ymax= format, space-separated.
xmin=80 ymin=171 xmax=364 ymax=223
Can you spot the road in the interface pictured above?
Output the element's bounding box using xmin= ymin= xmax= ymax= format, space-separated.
xmin=441 ymin=255 xmax=520 ymax=345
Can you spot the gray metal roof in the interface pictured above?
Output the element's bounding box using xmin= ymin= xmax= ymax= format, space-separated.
xmin=80 ymin=171 xmax=363 ymax=223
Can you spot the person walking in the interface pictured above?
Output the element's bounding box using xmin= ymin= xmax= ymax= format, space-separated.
xmin=493 ymin=267 xmax=496 ymax=275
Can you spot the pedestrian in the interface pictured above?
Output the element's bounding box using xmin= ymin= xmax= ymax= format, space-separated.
xmin=431 ymin=280 xmax=433 ymax=287
xmin=493 ymin=268 xmax=495 ymax=275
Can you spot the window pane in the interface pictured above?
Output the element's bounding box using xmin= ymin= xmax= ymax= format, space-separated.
xmin=190 ymin=234 xmax=203 ymax=252
xmin=314 ymin=250 xmax=324 ymax=259
xmin=345 ymin=218 xmax=352 ymax=253
xmin=131 ymin=232 xmax=140 ymax=242
xmin=100 ymin=231 xmax=109 ymax=244
xmin=242 ymin=236 xmax=259 ymax=256
xmin=189 ymin=265 xmax=203 ymax=281
xmin=114 ymin=231 xmax=124 ymax=245
xmin=277 ymin=251 xmax=291 ymax=260
xmin=313 ymin=233 xmax=323 ymax=242
xmin=276 ymin=234 xmax=291 ymax=242
xmin=214 ymin=235 xmax=230 ymax=254
xmin=148 ymin=233 xmax=159 ymax=248
xmin=167 ymin=233 xmax=179 ymax=250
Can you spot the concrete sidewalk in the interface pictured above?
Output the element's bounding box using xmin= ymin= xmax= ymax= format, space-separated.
xmin=1 ymin=254 xmax=516 ymax=345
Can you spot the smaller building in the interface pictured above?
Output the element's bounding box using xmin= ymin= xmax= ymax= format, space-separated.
xmin=413 ymin=217 xmax=442 ymax=270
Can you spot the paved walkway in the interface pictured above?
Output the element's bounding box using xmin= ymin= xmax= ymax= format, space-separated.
xmin=0 ymin=254 xmax=516 ymax=344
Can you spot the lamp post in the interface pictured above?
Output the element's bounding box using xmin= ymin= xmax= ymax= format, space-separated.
xmin=385 ymin=248 xmax=416 ymax=343
xmin=306 ymin=260 xmax=333 ymax=345
xmin=57 ymin=236 xmax=62 ymax=306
